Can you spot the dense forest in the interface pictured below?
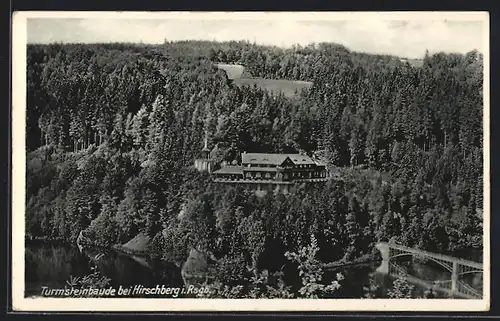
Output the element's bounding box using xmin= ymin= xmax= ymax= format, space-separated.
xmin=26 ymin=40 xmax=483 ymax=297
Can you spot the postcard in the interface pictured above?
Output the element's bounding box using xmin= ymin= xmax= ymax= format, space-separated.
xmin=11 ymin=11 xmax=490 ymax=312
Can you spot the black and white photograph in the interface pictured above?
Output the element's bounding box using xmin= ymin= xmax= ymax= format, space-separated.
xmin=11 ymin=11 xmax=490 ymax=311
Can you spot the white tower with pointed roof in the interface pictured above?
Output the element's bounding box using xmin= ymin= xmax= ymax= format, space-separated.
xmin=194 ymin=132 xmax=214 ymax=173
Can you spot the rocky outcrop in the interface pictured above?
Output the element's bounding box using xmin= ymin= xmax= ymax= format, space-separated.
xmin=113 ymin=233 xmax=150 ymax=256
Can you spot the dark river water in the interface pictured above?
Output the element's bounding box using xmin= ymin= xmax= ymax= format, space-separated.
xmin=25 ymin=242 xmax=483 ymax=299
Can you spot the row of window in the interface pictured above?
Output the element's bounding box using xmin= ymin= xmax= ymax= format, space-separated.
xmin=237 ymin=171 xmax=328 ymax=180
xmin=214 ymin=171 xmax=329 ymax=181
xmin=244 ymin=163 xmax=319 ymax=169
xmin=292 ymin=171 xmax=328 ymax=178
xmin=246 ymin=172 xmax=276 ymax=179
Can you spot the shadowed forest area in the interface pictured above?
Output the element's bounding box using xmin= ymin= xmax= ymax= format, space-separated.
xmin=26 ymin=40 xmax=483 ymax=298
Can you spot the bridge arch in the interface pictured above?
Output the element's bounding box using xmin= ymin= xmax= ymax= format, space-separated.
xmin=389 ymin=253 xmax=414 ymax=260
xmin=375 ymin=242 xmax=483 ymax=299
xmin=389 ymin=252 xmax=453 ymax=273
xmin=458 ymin=270 xmax=483 ymax=276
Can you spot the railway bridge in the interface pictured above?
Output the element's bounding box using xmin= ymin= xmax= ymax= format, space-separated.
xmin=375 ymin=242 xmax=483 ymax=299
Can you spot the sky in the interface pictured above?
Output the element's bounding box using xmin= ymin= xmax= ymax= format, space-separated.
xmin=26 ymin=13 xmax=487 ymax=59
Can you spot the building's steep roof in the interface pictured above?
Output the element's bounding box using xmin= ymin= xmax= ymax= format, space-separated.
xmin=241 ymin=153 xmax=316 ymax=166
xmin=283 ymin=154 xmax=316 ymax=165
xmin=242 ymin=153 xmax=287 ymax=165
xmin=213 ymin=165 xmax=244 ymax=175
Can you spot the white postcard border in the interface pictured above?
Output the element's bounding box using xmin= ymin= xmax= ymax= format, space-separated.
xmin=11 ymin=11 xmax=491 ymax=312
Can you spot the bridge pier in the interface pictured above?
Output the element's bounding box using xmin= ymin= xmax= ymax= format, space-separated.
xmin=451 ymin=261 xmax=458 ymax=294
xmin=375 ymin=242 xmax=390 ymax=274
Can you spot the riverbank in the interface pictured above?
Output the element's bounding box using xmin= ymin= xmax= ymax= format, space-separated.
xmin=27 ymin=233 xmax=379 ymax=270
xmin=27 ymin=229 xmax=153 ymax=259
xmin=112 ymin=244 xmax=150 ymax=257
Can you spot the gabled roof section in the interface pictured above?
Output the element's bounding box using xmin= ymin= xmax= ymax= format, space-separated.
xmin=241 ymin=153 xmax=316 ymax=166
xmin=242 ymin=153 xmax=287 ymax=166
xmin=284 ymin=154 xmax=316 ymax=165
